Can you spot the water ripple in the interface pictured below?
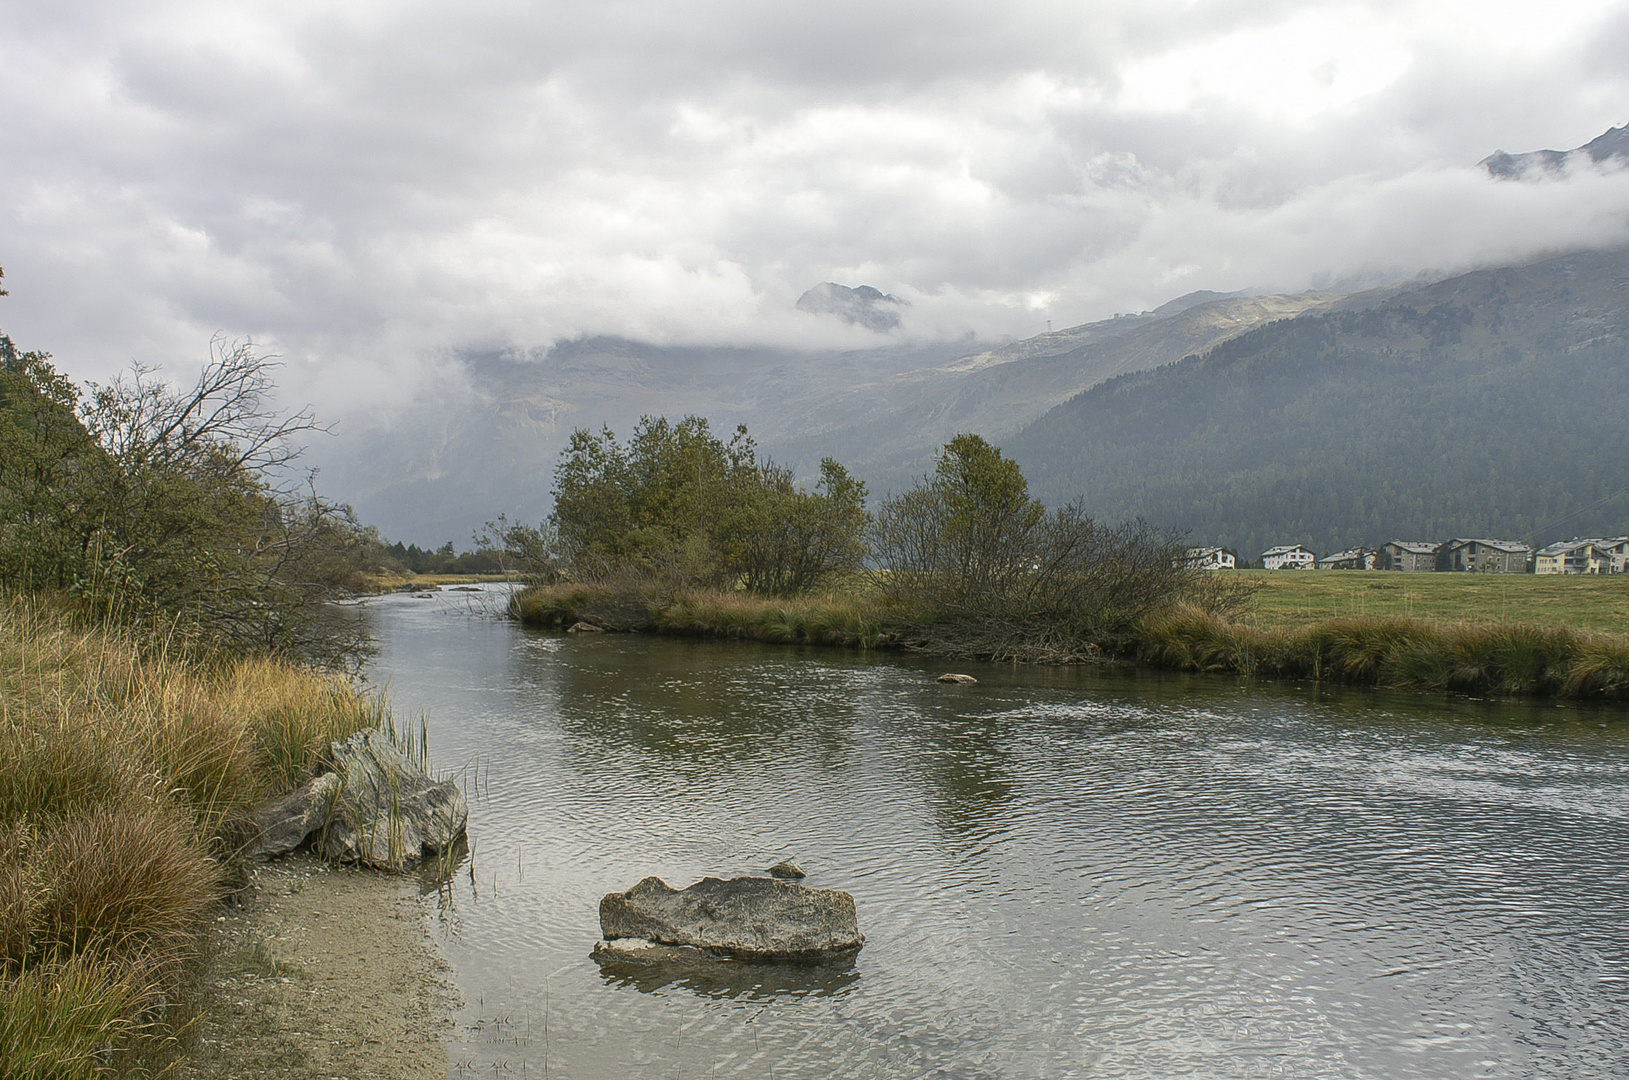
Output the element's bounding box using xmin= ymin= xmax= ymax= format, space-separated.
xmin=359 ymin=593 xmax=1629 ymax=1080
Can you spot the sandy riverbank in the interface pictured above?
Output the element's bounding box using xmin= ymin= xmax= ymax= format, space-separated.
xmin=177 ymin=854 xmax=456 ymax=1080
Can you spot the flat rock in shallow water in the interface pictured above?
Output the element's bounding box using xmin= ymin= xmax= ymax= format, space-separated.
xmin=321 ymin=729 xmax=467 ymax=871
xmin=599 ymin=875 xmax=862 ymax=960
xmin=936 ymin=673 xmax=978 ymax=684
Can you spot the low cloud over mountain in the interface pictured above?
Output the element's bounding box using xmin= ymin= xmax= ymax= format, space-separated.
xmin=1482 ymin=123 xmax=1629 ymax=180
xmin=795 ymin=283 xmax=906 ymax=332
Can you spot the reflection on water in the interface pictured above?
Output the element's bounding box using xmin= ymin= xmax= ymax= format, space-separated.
xmin=362 ymin=587 xmax=1629 ymax=1080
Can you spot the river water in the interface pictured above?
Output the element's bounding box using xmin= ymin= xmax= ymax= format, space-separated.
xmin=361 ymin=586 xmax=1629 ymax=1079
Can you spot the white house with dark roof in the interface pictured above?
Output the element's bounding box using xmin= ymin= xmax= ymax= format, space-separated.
xmin=1261 ymin=544 xmax=1316 ymax=570
xmin=1592 ymin=536 xmax=1629 ymax=573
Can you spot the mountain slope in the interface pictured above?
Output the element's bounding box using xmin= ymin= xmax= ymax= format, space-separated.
xmin=1005 ymin=249 xmax=1629 ymax=557
xmin=760 ymin=290 xmax=1339 ymax=492
xmin=316 ymin=292 xmax=1337 ymax=543
xmin=1482 ymin=123 xmax=1629 ymax=179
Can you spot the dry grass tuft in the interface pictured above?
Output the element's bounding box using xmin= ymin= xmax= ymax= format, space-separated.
xmin=0 ymin=592 xmax=381 ymax=1075
xmin=0 ymin=957 xmax=147 ymax=1080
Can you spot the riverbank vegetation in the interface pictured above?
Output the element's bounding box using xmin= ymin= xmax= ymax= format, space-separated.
xmin=0 ymin=594 xmax=379 ymax=1077
xmin=514 ymin=420 xmax=1238 ymax=661
xmin=1 ymin=333 xmax=378 ymax=665
xmin=513 ymin=415 xmax=1629 ymax=700
xmin=2 ymin=321 xmax=387 ymax=1075
xmin=1140 ymin=607 xmax=1629 ymax=699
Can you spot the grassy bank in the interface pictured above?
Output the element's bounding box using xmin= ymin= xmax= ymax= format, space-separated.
xmin=512 ymin=579 xmax=1629 ymax=700
xmin=1141 ymin=606 xmax=1629 ymax=699
xmin=0 ymin=595 xmax=381 ymax=1078
xmin=1235 ymin=569 xmax=1629 ymax=635
xmin=511 ymin=581 xmax=894 ymax=647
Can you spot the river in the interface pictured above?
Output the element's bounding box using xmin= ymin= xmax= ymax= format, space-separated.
xmin=362 ymin=586 xmax=1629 ymax=1079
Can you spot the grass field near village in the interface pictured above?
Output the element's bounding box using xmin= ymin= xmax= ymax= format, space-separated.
xmin=1235 ymin=570 xmax=1629 ymax=635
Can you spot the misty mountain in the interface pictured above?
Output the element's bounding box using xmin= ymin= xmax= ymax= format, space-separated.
xmin=313 ymin=336 xmax=973 ymax=544
xmin=315 ymin=289 xmax=1334 ymax=544
xmin=761 ymin=289 xmax=1339 ymax=495
xmin=1005 ymin=248 xmax=1629 ymax=558
xmin=795 ymin=283 xmax=906 ymax=332
xmin=1482 ymin=123 xmax=1629 ymax=179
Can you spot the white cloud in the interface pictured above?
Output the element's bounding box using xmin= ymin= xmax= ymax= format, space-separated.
xmin=2 ymin=0 xmax=1628 ymax=414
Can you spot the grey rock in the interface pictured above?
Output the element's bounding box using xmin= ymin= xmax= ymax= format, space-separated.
xmin=767 ymin=859 xmax=806 ymax=879
xmin=320 ymin=729 xmax=467 ymax=870
xmin=600 ymin=875 xmax=862 ymax=960
xmin=567 ymin=621 xmax=604 ymax=633
xmin=937 ymin=673 xmax=978 ymax=684
xmin=245 ymin=772 xmax=341 ymax=860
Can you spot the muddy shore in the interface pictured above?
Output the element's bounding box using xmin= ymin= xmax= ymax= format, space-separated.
xmin=178 ymin=854 xmax=456 ymax=1080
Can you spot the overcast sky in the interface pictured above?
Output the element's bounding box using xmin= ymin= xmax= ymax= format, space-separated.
xmin=3 ymin=0 xmax=1629 ymax=415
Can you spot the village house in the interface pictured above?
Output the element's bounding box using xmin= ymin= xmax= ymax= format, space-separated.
xmin=1440 ymin=538 xmax=1532 ymax=573
xmin=1536 ymin=537 xmax=1628 ymax=574
xmin=1185 ymin=546 xmax=1236 ymax=570
xmin=1380 ymin=540 xmax=1440 ymax=571
xmin=1316 ymin=547 xmax=1378 ymax=570
xmin=1261 ymin=544 xmax=1316 ymax=570
xmin=1595 ymin=536 xmax=1629 ymax=573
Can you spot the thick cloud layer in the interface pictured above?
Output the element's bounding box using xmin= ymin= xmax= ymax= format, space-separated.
xmin=3 ymin=0 xmax=1628 ymax=414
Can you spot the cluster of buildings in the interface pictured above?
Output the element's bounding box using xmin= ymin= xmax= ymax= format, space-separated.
xmin=1185 ymin=537 xmax=1629 ymax=574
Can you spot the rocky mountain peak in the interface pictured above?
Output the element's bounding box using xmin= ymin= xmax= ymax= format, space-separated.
xmin=796 ymin=282 xmax=906 ymax=332
xmin=1482 ymin=122 xmax=1629 ymax=180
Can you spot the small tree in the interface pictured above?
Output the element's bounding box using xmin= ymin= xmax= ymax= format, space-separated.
xmin=549 ymin=416 xmax=868 ymax=595
xmin=736 ymin=458 xmax=869 ymax=596
xmin=872 ymin=433 xmax=1204 ymax=661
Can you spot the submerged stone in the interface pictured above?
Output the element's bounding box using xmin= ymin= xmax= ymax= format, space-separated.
xmin=599 ymin=875 xmax=862 ymax=960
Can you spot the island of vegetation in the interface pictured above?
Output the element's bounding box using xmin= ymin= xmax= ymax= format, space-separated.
xmin=510 ymin=415 xmax=1629 ymax=702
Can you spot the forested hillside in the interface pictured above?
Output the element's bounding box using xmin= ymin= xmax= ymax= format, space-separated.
xmin=1007 ymin=249 xmax=1629 ymax=558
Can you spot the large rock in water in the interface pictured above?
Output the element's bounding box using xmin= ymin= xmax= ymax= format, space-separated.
xmin=244 ymin=771 xmax=342 ymax=860
xmin=599 ymin=875 xmax=863 ymax=960
xmin=320 ymin=729 xmax=467 ymax=870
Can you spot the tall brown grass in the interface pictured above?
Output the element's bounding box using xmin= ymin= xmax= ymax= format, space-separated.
xmin=0 ymin=593 xmax=380 ymax=1077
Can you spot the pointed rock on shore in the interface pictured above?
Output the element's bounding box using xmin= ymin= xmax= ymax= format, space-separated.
xmin=321 ymin=729 xmax=468 ymax=871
